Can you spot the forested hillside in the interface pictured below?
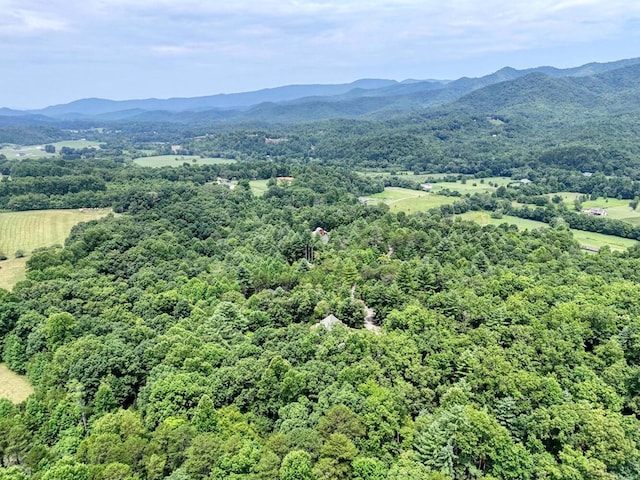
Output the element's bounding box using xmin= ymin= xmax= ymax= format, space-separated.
xmin=2 ymin=157 xmax=640 ymax=479
xmin=3 ymin=58 xmax=640 ymax=480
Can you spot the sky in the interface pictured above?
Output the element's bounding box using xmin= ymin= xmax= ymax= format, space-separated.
xmin=1 ymin=0 xmax=639 ymax=109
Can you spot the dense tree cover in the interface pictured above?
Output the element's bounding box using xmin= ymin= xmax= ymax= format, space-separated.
xmin=3 ymin=161 xmax=640 ymax=479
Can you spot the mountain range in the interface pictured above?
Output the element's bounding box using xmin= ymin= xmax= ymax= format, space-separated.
xmin=2 ymin=57 xmax=640 ymax=124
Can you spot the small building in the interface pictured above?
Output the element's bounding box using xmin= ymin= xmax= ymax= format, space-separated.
xmin=421 ymin=183 xmax=433 ymax=191
xmin=313 ymin=314 xmax=343 ymax=331
xmin=313 ymin=227 xmax=329 ymax=244
xmin=583 ymin=172 xmax=594 ymax=177
xmin=586 ymin=207 xmax=607 ymax=216
xmin=519 ymin=178 xmax=532 ymax=184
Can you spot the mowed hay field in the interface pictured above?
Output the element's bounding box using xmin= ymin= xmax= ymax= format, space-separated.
xmin=365 ymin=187 xmax=458 ymax=213
xmin=0 ymin=140 xmax=100 ymax=160
xmin=0 ymin=208 xmax=111 ymax=289
xmin=249 ymin=179 xmax=270 ymax=196
xmin=549 ymin=194 xmax=640 ymax=226
xmin=133 ymin=155 xmax=236 ymax=168
xmin=459 ymin=211 xmax=638 ymax=252
xmin=0 ymin=363 xmax=33 ymax=403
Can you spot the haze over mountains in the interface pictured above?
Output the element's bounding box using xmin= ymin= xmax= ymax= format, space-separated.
xmin=2 ymin=57 xmax=640 ymax=125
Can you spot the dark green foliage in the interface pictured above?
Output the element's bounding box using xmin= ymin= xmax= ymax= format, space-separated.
xmin=4 ymin=112 xmax=640 ymax=480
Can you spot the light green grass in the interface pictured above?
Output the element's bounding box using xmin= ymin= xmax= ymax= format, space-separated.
xmin=0 ymin=257 xmax=27 ymax=290
xmin=430 ymin=178 xmax=510 ymax=194
xmin=0 ymin=208 xmax=110 ymax=290
xmin=367 ymin=187 xmax=458 ymax=213
xmin=0 ymin=363 xmax=33 ymax=404
xmin=459 ymin=211 xmax=637 ymax=252
xmin=581 ymin=198 xmax=630 ymax=209
xmin=547 ymin=193 xmax=640 ymax=226
xmin=249 ymin=179 xmax=270 ymax=196
xmin=460 ymin=211 xmax=549 ymax=230
xmin=133 ymin=155 xmax=236 ymax=168
xmin=0 ymin=140 xmax=100 ymax=160
xmin=388 ymin=195 xmax=458 ymax=213
xmin=570 ymin=230 xmax=637 ymax=252
xmin=358 ymin=171 xmax=511 ymax=189
xmin=369 ymin=187 xmax=421 ymax=201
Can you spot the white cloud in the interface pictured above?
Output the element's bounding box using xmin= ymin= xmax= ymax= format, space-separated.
xmin=0 ymin=8 xmax=68 ymax=36
xmin=1 ymin=0 xmax=640 ymax=107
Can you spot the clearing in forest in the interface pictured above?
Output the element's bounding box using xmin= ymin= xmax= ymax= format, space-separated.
xmin=0 ymin=208 xmax=111 ymax=290
xmin=133 ymin=155 xmax=236 ymax=167
xmin=0 ymin=363 xmax=33 ymax=404
xmin=366 ymin=187 xmax=458 ymax=212
xmin=249 ymin=179 xmax=270 ymax=196
xmin=459 ymin=211 xmax=638 ymax=252
xmin=0 ymin=140 xmax=99 ymax=159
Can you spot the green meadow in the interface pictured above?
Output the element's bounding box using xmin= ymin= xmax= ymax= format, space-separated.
xmin=0 ymin=364 xmax=33 ymax=404
xmin=249 ymin=179 xmax=270 ymax=196
xmin=459 ymin=210 xmax=637 ymax=252
xmin=547 ymin=193 xmax=640 ymax=226
xmin=365 ymin=187 xmax=458 ymax=212
xmin=133 ymin=155 xmax=236 ymax=168
xmin=0 ymin=208 xmax=111 ymax=290
xmin=0 ymin=140 xmax=100 ymax=160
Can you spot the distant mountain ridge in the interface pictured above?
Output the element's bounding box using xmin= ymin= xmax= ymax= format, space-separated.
xmin=1 ymin=57 xmax=639 ymax=124
xmin=26 ymin=79 xmax=400 ymax=117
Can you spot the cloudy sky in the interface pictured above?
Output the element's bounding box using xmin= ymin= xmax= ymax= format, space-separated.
xmin=2 ymin=0 xmax=639 ymax=109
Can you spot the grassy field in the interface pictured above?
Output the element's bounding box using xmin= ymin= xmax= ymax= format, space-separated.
xmin=359 ymin=171 xmax=512 ymax=189
xmin=0 ymin=363 xmax=33 ymax=404
xmin=429 ymin=177 xmax=511 ymax=194
xmin=133 ymin=155 xmax=236 ymax=168
xmin=249 ymin=179 xmax=270 ymax=196
xmin=365 ymin=187 xmax=459 ymax=213
xmin=459 ymin=211 xmax=637 ymax=252
xmin=0 ymin=140 xmax=100 ymax=160
xmin=460 ymin=211 xmax=549 ymax=230
xmin=547 ymin=193 xmax=640 ymax=226
xmin=0 ymin=208 xmax=111 ymax=290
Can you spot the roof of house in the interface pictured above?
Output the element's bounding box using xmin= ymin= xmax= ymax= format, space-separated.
xmin=313 ymin=314 xmax=343 ymax=330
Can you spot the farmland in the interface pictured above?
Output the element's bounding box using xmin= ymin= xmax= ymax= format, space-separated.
xmin=0 ymin=364 xmax=33 ymax=404
xmin=0 ymin=139 xmax=99 ymax=160
xmin=459 ymin=210 xmax=638 ymax=252
xmin=364 ymin=187 xmax=458 ymax=212
xmin=0 ymin=208 xmax=111 ymax=289
xmin=249 ymin=179 xmax=270 ymax=196
xmin=133 ymin=155 xmax=236 ymax=168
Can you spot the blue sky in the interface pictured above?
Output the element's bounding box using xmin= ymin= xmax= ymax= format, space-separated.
xmin=1 ymin=0 xmax=639 ymax=109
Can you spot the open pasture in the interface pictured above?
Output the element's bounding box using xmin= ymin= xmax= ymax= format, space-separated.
xmin=359 ymin=171 xmax=512 ymax=190
xmin=429 ymin=177 xmax=511 ymax=194
xmin=249 ymin=179 xmax=270 ymax=196
xmin=459 ymin=210 xmax=637 ymax=252
xmin=0 ymin=140 xmax=100 ymax=160
xmin=133 ymin=155 xmax=236 ymax=168
xmin=548 ymin=193 xmax=640 ymax=226
xmin=366 ymin=187 xmax=458 ymax=213
xmin=0 ymin=363 xmax=34 ymax=404
xmin=0 ymin=208 xmax=110 ymax=290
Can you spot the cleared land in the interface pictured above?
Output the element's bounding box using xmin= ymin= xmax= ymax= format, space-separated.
xmin=429 ymin=177 xmax=511 ymax=194
xmin=0 ymin=140 xmax=100 ymax=160
xmin=366 ymin=187 xmax=458 ymax=213
xmin=0 ymin=208 xmax=110 ymax=290
xmin=459 ymin=211 xmax=637 ymax=252
xmin=360 ymin=171 xmax=512 ymax=189
xmin=545 ymin=194 xmax=640 ymax=226
xmin=133 ymin=155 xmax=236 ymax=168
xmin=249 ymin=179 xmax=270 ymax=196
xmin=0 ymin=363 xmax=34 ymax=404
